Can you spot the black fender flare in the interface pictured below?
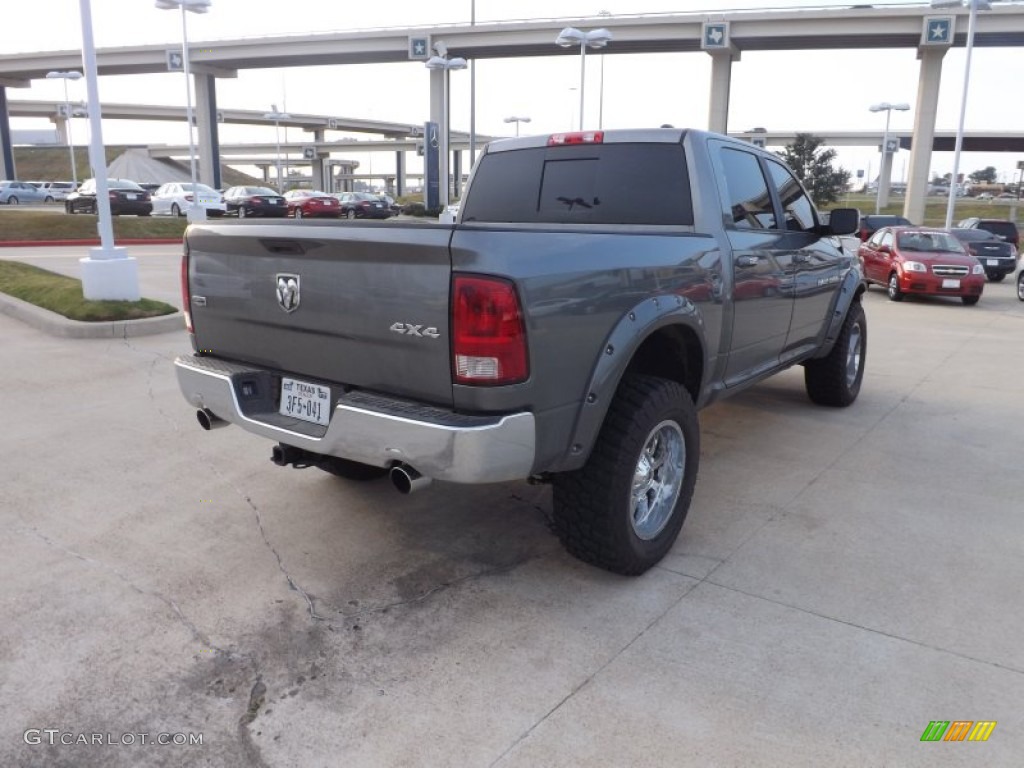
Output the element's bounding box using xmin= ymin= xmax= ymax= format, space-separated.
xmin=552 ymin=293 xmax=705 ymax=473
xmin=810 ymin=268 xmax=866 ymax=360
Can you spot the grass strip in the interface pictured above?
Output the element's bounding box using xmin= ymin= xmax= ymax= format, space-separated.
xmin=0 ymin=210 xmax=187 ymax=242
xmin=0 ymin=260 xmax=177 ymax=322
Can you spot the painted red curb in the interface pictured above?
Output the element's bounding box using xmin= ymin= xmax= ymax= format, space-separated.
xmin=0 ymin=239 xmax=183 ymax=248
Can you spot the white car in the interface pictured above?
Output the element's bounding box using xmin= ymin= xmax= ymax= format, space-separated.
xmin=36 ymin=181 xmax=77 ymax=202
xmin=0 ymin=180 xmax=48 ymax=205
xmin=151 ymin=182 xmax=226 ymax=217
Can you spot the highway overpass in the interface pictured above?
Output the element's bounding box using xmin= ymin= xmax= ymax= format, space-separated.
xmin=3 ymin=5 xmax=1024 ymax=217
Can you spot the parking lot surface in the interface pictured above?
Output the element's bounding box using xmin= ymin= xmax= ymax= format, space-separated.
xmin=2 ymin=246 xmax=1022 ymax=767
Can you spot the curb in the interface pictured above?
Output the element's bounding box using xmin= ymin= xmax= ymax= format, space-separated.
xmin=0 ymin=239 xmax=183 ymax=248
xmin=0 ymin=292 xmax=184 ymax=339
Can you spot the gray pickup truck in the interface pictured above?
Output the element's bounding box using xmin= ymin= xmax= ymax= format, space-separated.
xmin=175 ymin=128 xmax=865 ymax=575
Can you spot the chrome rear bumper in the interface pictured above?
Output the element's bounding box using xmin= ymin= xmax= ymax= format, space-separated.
xmin=174 ymin=355 xmax=536 ymax=484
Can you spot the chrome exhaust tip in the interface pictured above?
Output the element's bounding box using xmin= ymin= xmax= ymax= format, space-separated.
xmin=196 ymin=408 xmax=227 ymax=431
xmin=389 ymin=464 xmax=432 ymax=494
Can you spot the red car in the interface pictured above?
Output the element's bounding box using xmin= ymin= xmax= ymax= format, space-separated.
xmin=858 ymin=226 xmax=985 ymax=306
xmin=284 ymin=190 xmax=341 ymax=219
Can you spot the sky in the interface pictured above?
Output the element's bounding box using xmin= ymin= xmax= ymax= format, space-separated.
xmin=3 ymin=0 xmax=1024 ymax=186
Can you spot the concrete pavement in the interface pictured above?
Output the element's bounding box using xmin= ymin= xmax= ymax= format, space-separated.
xmin=1 ymin=246 xmax=1022 ymax=766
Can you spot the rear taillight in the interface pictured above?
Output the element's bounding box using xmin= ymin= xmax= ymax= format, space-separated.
xmin=185 ymin=195 xmax=194 ymax=202
xmin=452 ymin=276 xmax=528 ymax=386
xmin=180 ymin=247 xmax=193 ymax=335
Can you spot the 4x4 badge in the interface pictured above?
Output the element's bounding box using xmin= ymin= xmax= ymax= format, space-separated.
xmin=276 ymin=274 xmax=300 ymax=313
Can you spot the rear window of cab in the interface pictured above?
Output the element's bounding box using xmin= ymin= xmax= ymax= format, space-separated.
xmin=462 ymin=143 xmax=693 ymax=226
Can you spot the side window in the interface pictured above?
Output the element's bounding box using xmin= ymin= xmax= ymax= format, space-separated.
xmin=717 ymin=147 xmax=775 ymax=230
xmin=766 ymin=160 xmax=817 ymax=232
xmin=880 ymin=231 xmax=894 ymax=249
xmin=867 ymin=230 xmax=884 ymax=248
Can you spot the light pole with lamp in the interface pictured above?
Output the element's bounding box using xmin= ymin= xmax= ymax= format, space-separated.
xmin=263 ymin=106 xmax=291 ymax=193
xmin=504 ymin=116 xmax=531 ymax=137
xmin=869 ymin=101 xmax=910 ymax=214
xmin=46 ymin=71 xmax=82 ymax=188
xmin=597 ymin=10 xmax=612 ymax=129
xmin=155 ymin=0 xmax=210 ymax=222
xmin=424 ymin=44 xmax=467 ymax=210
xmin=555 ymin=26 xmax=612 ymax=131
xmin=932 ymin=0 xmax=990 ymax=228
xmin=76 ymin=0 xmax=140 ymax=301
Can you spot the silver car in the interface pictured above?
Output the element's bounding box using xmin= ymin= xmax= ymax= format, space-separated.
xmin=0 ymin=180 xmax=48 ymax=205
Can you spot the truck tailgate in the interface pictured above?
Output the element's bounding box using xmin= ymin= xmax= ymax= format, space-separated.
xmin=186 ymin=221 xmax=455 ymax=407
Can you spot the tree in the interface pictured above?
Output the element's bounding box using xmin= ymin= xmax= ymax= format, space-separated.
xmin=776 ymin=133 xmax=850 ymax=206
xmin=968 ymin=166 xmax=997 ymax=184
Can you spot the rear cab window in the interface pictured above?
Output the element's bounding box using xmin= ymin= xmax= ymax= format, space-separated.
xmin=461 ymin=141 xmax=693 ymax=226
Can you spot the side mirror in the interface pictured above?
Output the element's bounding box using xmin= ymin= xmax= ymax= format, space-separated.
xmin=824 ymin=208 xmax=859 ymax=236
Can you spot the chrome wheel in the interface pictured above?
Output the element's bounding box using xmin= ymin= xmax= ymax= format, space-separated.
xmin=630 ymin=420 xmax=685 ymax=541
xmin=845 ymin=322 xmax=863 ymax=389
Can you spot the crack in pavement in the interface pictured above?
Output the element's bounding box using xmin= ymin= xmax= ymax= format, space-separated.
xmin=238 ymin=493 xmax=327 ymax=622
xmin=702 ymin=578 xmax=1024 ymax=676
xmin=488 ymin=574 xmax=704 ymax=768
xmin=14 ymin=525 xmax=242 ymax=661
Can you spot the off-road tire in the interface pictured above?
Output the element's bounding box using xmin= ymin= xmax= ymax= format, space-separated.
xmin=551 ymin=374 xmax=699 ymax=576
xmin=804 ymin=300 xmax=866 ymax=407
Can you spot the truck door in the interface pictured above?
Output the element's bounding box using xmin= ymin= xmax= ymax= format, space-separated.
xmin=711 ymin=144 xmax=793 ymax=385
xmin=762 ymin=158 xmax=847 ymax=359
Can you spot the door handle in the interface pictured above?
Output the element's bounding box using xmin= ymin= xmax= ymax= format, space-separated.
xmin=736 ymin=255 xmax=759 ymax=267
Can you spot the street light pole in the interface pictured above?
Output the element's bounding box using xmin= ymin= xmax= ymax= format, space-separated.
xmin=598 ymin=10 xmax=612 ymax=130
xmin=45 ymin=70 xmax=82 ymax=187
xmin=869 ymin=101 xmax=910 ymax=215
xmin=425 ymin=46 xmax=467 ymax=209
xmin=931 ymin=0 xmax=990 ymax=228
xmin=503 ymin=116 xmax=531 ymax=137
xmin=555 ymin=27 xmax=612 ymax=131
xmin=263 ymin=106 xmax=290 ymax=193
xmin=77 ymin=0 xmax=140 ymax=302
xmin=156 ymin=0 xmax=211 ymax=222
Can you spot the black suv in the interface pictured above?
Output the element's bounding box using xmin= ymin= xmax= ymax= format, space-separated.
xmin=950 ymin=228 xmax=1017 ymax=282
xmin=956 ymin=218 xmax=1020 ymax=250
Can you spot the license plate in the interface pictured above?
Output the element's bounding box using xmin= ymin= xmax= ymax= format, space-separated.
xmin=986 ymin=259 xmax=998 ymax=266
xmin=126 ymin=193 xmax=137 ymax=200
xmin=942 ymin=279 xmax=961 ymax=289
xmin=279 ymin=377 xmax=331 ymax=426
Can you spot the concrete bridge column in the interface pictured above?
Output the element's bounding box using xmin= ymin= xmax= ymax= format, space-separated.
xmin=395 ymin=151 xmax=405 ymax=197
xmin=309 ymin=128 xmax=327 ymax=191
xmin=904 ymin=47 xmax=947 ymax=224
xmin=0 ymin=87 xmax=16 ymax=180
xmin=707 ymin=53 xmax=736 ymax=135
xmin=193 ymin=74 xmax=221 ymax=190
